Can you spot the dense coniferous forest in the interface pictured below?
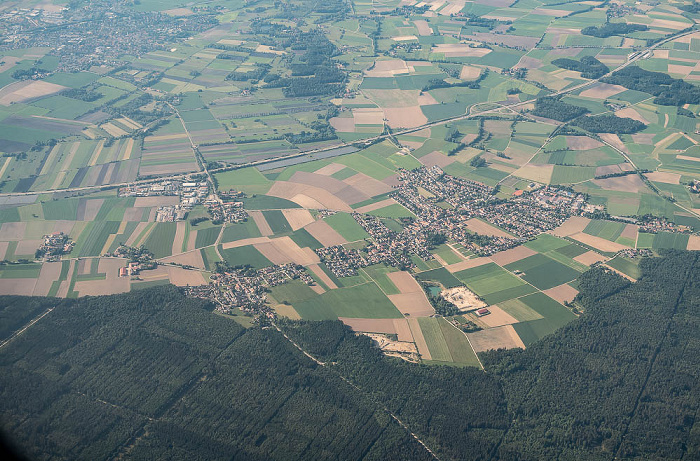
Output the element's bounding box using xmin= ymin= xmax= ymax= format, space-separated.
xmin=0 ymin=252 xmax=699 ymax=460
xmin=531 ymin=97 xmax=590 ymax=121
xmin=581 ymin=23 xmax=648 ymax=37
xmin=551 ymin=56 xmax=609 ymax=79
xmin=602 ymin=66 xmax=700 ymax=106
xmin=573 ymin=114 xmax=647 ymax=134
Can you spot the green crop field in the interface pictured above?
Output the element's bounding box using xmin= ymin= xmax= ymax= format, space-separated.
xmin=270 ymin=280 xmax=319 ymax=305
xmin=324 ymin=212 xmax=370 ymax=241
xmin=414 ymin=268 xmax=463 ymax=288
xmin=220 ymin=245 xmax=271 ymax=270
xmin=293 ymin=282 xmax=402 ymax=320
xmin=194 ymin=226 xmax=221 ymax=249
xmin=361 ymin=264 xmax=400 ymax=295
xmin=606 ymin=256 xmax=642 ymax=279
xmin=262 ymin=210 xmax=292 ymax=234
xmin=652 ymin=232 xmax=690 ymax=250
xmin=289 ymin=228 xmax=323 ymax=250
xmin=505 ymin=254 xmax=582 ymax=290
xmin=418 ymin=317 xmax=452 ymax=363
xmin=220 ymin=220 xmax=262 ymax=243
xmin=78 ymin=221 xmax=120 ymax=257
xmin=432 ymin=244 xmax=463 ymax=265
xmin=143 ymin=222 xmax=177 ymax=259
xmin=583 ymin=220 xmax=626 ymax=241
xmin=512 ymin=293 xmax=577 ymax=346
xmin=438 ymin=318 xmax=480 ymax=367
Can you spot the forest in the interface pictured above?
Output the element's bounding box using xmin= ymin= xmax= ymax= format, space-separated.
xmin=532 ymin=97 xmax=589 ymax=121
xmin=581 ymin=23 xmax=648 ymax=37
xmin=0 ymin=251 xmax=699 ymax=460
xmin=551 ymin=56 xmax=609 ymax=79
xmin=573 ymin=114 xmax=646 ymax=134
xmin=602 ymin=66 xmax=700 ymax=106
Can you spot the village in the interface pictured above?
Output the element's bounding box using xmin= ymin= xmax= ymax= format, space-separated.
xmin=183 ymin=262 xmax=313 ymax=317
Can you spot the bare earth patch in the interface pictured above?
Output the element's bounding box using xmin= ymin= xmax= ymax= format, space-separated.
xmin=467 ymin=325 xmax=525 ymax=352
xmin=387 ymin=271 xmax=422 ymax=293
xmin=513 ymin=164 xmax=554 ymax=183
xmin=476 ymin=305 xmax=519 ymax=328
xmin=384 ymin=106 xmax=428 ymax=129
xmin=133 ymin=196 xmax=180 ymax=207
xmin=254 ymin=236 xmax=319 ymax=266
xmin=687 ymin=235 xmax=700 ymax=250
xmin=221 ymin=236 xmax=270 ymax=250
xmin=460 ymin=65 xmax=482 ymax=80
xmin=0 ymin=279 xmax=37 ymax=295
xmin=343 ymin=173 xmax=392 ymax=197
xmin=615 ymin=107 xmax=650 ymax=124
xmin=388 ymin=292 xmax=435 ymax=317
xmin=268 ymin=181 xmax=353 ymax=211
xmin=160 ymin=250 xmax=206 ymax=269
xmin=0 ymin=80 xmax=67 ymax=105
xmin=166 ymin=266 xmax=206 ymax=286
xmin=314 ymin=163 xmax=346 ymax=176
xmin=32 ymin=262 xmax=63 ymax=296
xmin=74 ymin=258 xmax=130 ymax=296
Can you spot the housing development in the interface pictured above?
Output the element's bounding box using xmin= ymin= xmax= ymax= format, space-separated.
xmin=1 ymin=0 xmax=700 ymax=459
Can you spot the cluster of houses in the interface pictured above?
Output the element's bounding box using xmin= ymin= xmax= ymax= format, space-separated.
xmin=638 ymin=217 xmax=694 ymax=235
xmin=36 ymin=232 xmax=74 ymax=261
xmin=183 ymin=263 xmax=313 ymax=317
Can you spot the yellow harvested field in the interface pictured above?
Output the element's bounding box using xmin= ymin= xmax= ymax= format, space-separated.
xmin=221 ymin=236 xmax=270 ymax=249
xmin=87 ymin=139 xmax=105 ymax=166
xmin=172 ymin=221 xmax=187 ymax=255
xmin=117 ymin=117 xmax=141 ymax=130
xmin=145 ymin=133 xmax=188 ymax=142
xmin=687 ymin=235 xmax=700 ymax=250
xmin=353 ymin=108 xmax=385 ymax=125
xmin=281 ymin=209 xmax=315 ymax=231
xmin=254 ymin=236 xmax=319 ymax=266
xmin=445 ymin=256 xmax=491 ymax=273
xmin=490 ymin=245 xmax=537 ymax=266
xmin=432 ymin=44 xmax=491 ymax=57
xmin=120 ymin=138 xmax=135 ymax=161
xmin=513 ymin=164 xmax=554 ymax=183
xmin=544 ymin=284 xmax=579 ymax=304
xmin=164 ymin=7 xmax=194 ymax=15
xmin=329 ymin=116 xmax=355 ymax=132
xmin=392 ymin=35 xmax=418 ymax=41
xmin=407 ymin=318 xmax=432 ymax=360
xmin=355 ymin=198 xmax=398 ymax=213
xmin=570 ymin=232 xmax=630 ymax=252
xmin=466 ymin=218 xmax=512 ymax=238
xmin=388 ymin=292 xmax=435 ymax=317
xmin=166 ymin=266 xmax=206 ymax=286
xmin=133 ymin=196 xmax=180 ymax=207
xmin=0 ymin=56 xmax=21 ymax=74
xmin=393 ymin=318 xmax=414 ymax=342
xmin=551 ymin=216 xmax=591 ymax=237
xmin=160 ymin=250 xmax=206 ymax=269
xmin=308 ymin=263 xmax=338 ymax=289
xmin=268 ymin=181 xmax=353 ymax=211
xmin=74 ymin=259 xmax=130 ymax=296
xmin=0 ymin=80 xmax=66 ymax=105
xmin=275 ymin=304 xmax=302 ymax=319
xmin=249 ymin=211 xmax=273 ymax=236
xmin=125 ymin=222 xmax=149 ymax=246
xmin=579 ymin=83 xmax=626 ymax=99
xmin=646 ymin=171 xmax=681 ymax=184
xmin=467 ymin=325 xmax=525 ymax=352
xmin=101 ymin=122 xmax=129 ymax=137
xmin=573 ymin=250 xmax=608 ymax=266
xmin=343 ymin=173 xmax=393 ymax=197
xmin=386 ymin=271 xmax=422 ymax=293
xmin=313 ymin=163 xmax=347 ymax=176
xmin=614 ymin=107 xmax=651 ymax=125
xmin=40 ymin=144 xmax=61 ymax=176
xmin=384 ymin=106 xmax=427 ymax=128
xmin=477 ymin=305 xmax=519 ymax=328
xmin=676 ymin=155 xmax=700 ymax=163
xmin=414 ymin=19 xmax=432 ymax=35
xmin=255 ymin=44 xmax=285 ymax=55
xmin=0 ymin=242 xmax=8 ymax=260
xmin=566 ymin=136 xmax=603 ymax=151
xmin=339 ymin=317 xmax=398 ymax=335
xmin=600 ymin=133 xmax=628 ymax=153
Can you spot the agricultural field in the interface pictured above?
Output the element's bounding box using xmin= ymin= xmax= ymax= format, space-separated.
xmin=1 ymin=0 xmax=700 ymax=369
